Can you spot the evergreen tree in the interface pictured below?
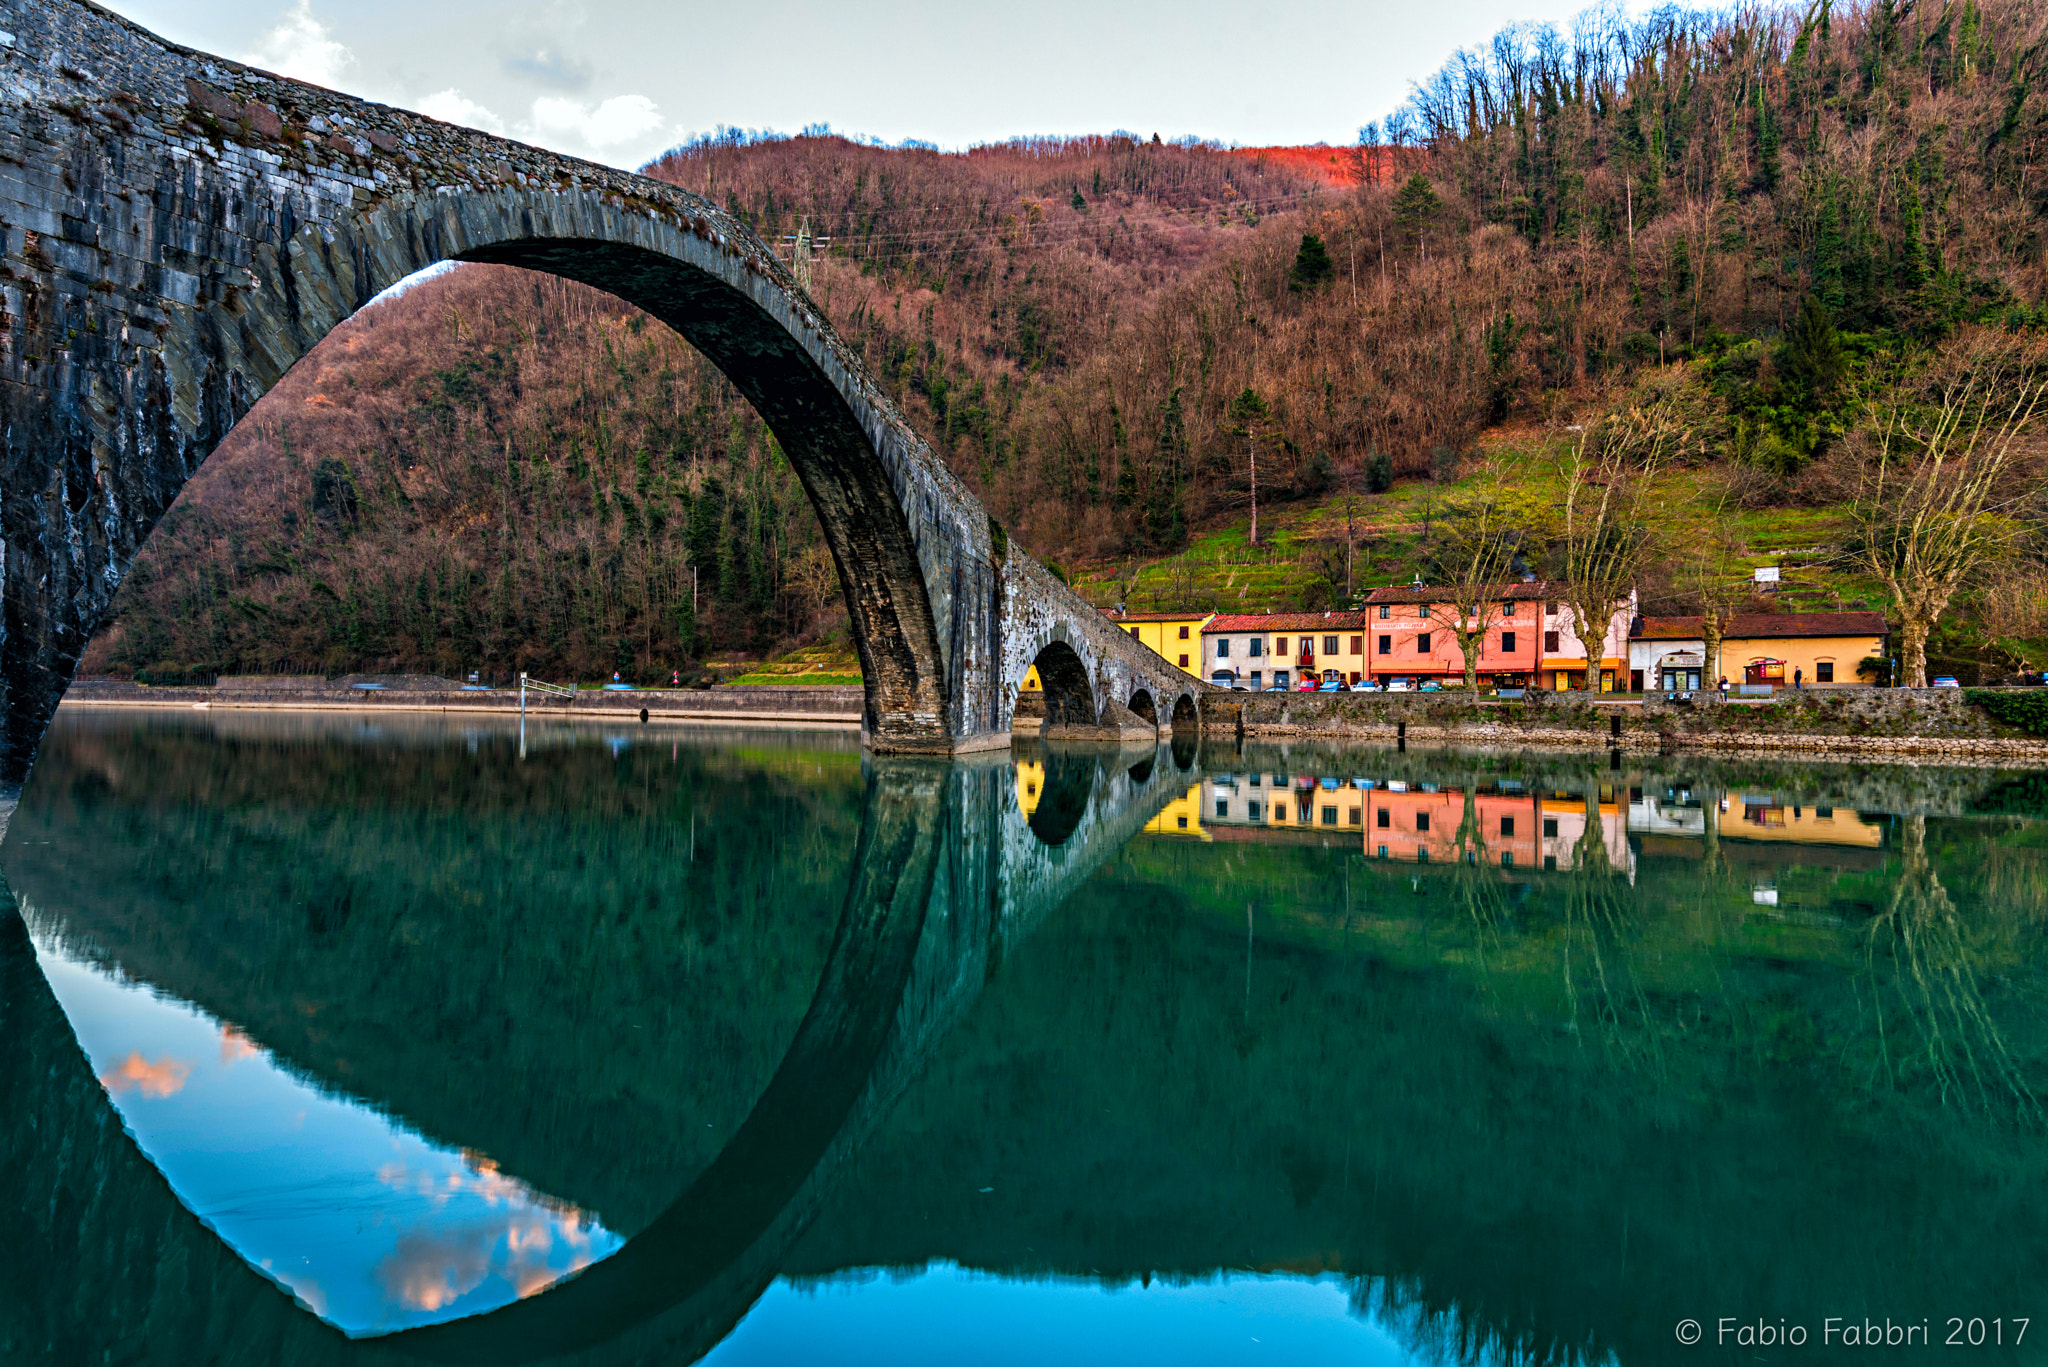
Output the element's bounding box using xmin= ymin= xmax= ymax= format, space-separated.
xmin=1288 ymin=234 xmax=1336 ymax=291
xmin=1366 ymin=447 xmax=1395 ymax=494
xmin=1392 ymin=174 xmax=1443 ymax=248
xmin=1782 ymin=294 xmax=1848 ymax=404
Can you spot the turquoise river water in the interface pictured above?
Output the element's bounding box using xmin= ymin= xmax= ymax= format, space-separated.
xmin=2 ymin=708 xmax=2045 ymax=1365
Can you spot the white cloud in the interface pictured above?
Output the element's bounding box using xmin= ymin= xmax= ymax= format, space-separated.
xmin=417 ymin=89 xmax=506 ymax=135
xmin=528 ymin=94 xmax=664 ymax=150
xmin=243 ymin=0 xmax=353 ymax=90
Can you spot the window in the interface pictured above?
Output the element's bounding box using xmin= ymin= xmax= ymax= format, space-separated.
xmin=1379 ymin=605 xmax=1390 ymax=619
xmin=1322 ymin=806 xmax=1338 ymax=825
xmin=1130 ymin=626 xmax=1140 ymax=638
xmin=1817 ymin=805 xmax=1835 ymax=818
xmin=1377 ymin=845 xmax=1389 ymax=858
xmin=1501 ymin=853 xmax=1514 ymax=868
xmin=1178 ymin=625 xmax=1189 ymax=639
xmin=1502 ymin=632 xmax=1517 ymax=653
xmin=1505 ymin=601 xmax=1518 ymax=617
xmin=1350 ymin=636 xmax=1363 ymax=655
xmin=1177 ymin=816 xmax=1188 ymax=829
xmin=1250 ymin=671 xmax=1262 ymax=687
xmin=1417 ymin=633 xmax=1432 ymax=653
xmin=1545 ymin=601 xmax=1558 ymax=617
xmin=1544 ymin=631 xmax=1560 ymax=653
xmin=1324 ymin=636 xmax=1339 ymax=655
xmin=1543 ymin=817 xmax=1558 ymax=837
xmin=1216 ymin=639 xmax=1230 ymax=658
xmin=1544 ymin=855 xmax=1558 ymax=871
xmin=1417 ymin=848 xmax=1429 ymax=863
xmin=1177 ymin=654 xmax=1188 ymax=667
xmin=1349 ymin=808 xmax=1362 ymax=825
xmin=1379 ymin=635 xmax=1392 ymax=654
xmin=1376 ymin=808 xmax=1390 ymax=828
xmin=1416 ymin=812 xmax=1430 ymax=832
xmin=1816 ymin=660 xmax=1835 ymax=682
xmin=1276 ymin=638 xmax=1288 ymax=654
xmin=1249 ymin=639 xmax=1263 ymax=657
xmin=1500 ymin=816 xmax=1515 ymax=836
xmin=1215 ymin=799 xmax=1228 ymax=818
xmin=1247 ymin=801 xmax=1262 ymax=821
xmin=1415 ymin=604 xmax=1428 ymax=617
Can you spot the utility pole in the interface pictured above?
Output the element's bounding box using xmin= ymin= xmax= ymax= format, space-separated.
xmin=793 ymin=215 xmax=814 ymax=293
xmin=1248 ymin=417 xmax=1259 ymax=547
xmin=1345 ymin=495 xmax=1356 ymax=599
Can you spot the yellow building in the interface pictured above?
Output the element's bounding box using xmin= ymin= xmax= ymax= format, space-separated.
xmin=1023 ymin=610 xmax=1214 ymax=691
xmin=1722 ymin=611 xmax=1889 ymax=689
xmin=1631 ymin=611 xmax=1889 ymax=690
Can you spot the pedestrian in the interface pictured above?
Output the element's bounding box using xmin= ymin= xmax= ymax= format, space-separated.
xmin=1794 ymin=667 xmax=1803 ymax=690
xmin=1717 ymin=676 xmax=1727 ymax=698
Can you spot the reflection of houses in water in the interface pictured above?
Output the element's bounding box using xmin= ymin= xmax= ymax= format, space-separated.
xmin=1015 ymin=761 xmax=1045 ymax=820
xmin=1720 ymin=791 xmax=1883 ymax=847
xmin=1629 ymin=784 xmax=1889 ymax=871
xmin=1143 ymin=785 xmax=1211 ymax=840
xmin=1197 ymin=774 xmax=1633 ymax=874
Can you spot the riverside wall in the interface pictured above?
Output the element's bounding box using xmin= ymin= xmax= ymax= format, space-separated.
xmin=1197 ymin=687 xmax=2048 ymax=761
xmin=58 ymin=680 xmax=865 ymax=724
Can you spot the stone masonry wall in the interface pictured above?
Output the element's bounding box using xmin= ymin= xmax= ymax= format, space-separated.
xmin=1202 ymin=687 xmax=2048 ymax=760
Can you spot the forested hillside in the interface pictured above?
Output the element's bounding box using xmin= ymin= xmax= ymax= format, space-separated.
xmin=87 ymin=0 xmax=2048 ymax=682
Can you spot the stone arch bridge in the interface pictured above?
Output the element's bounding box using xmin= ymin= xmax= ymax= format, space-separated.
xmin=0 ymin=0 xmax=1200 ymax=780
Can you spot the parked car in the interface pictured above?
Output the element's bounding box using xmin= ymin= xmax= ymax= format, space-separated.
xmin=1384 ymin=678 xmax=1414 ymax=693
xmin=1317 ymin=680 xmax=1344 ymax=692
xmin=1262 ymin=683 xmax=1290 ymax=692
xmin=1932 ymin=675 xmax=1961 ymax=688
xmin=1350 ymin=680 xmax=1382 ymax=692
xmin=1418 ymin=680 xmax=1443 ymax=692
xmin=1296 ymin=679 xmax=1320 ymax=691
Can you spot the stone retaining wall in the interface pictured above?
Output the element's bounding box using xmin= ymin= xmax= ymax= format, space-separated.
xmin=59 ymin=681 xmax=865 ymax=723
xmin=1199 ymin=687 xmax=2048 ymax=760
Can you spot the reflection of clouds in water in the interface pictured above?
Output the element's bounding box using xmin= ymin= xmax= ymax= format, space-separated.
xmin=292 ymin=1276 xmax=329 ymax=1320
xmin=373 ymin=1154 xmax=603 ymax=1312
xmin=98 ymin=1050 xmax=192 ymax=1098
xmin=218 ymin=1024 xmax=262 ymax=1066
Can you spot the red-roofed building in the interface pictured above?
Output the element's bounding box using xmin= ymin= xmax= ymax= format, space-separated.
xmin=1200 ymin=612 xmax=1372 ymax=689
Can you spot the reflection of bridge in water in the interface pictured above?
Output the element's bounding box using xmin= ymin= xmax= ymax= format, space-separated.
xmin=0 ymin=740 xmax=1202 ymax=1367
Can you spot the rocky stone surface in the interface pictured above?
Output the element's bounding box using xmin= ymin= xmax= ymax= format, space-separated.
xmin=0 ymin=0 xmax=1194 ymax=779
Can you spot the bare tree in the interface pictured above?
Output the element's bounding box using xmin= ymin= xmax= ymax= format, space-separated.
xmin=1420 ymin=471 xmax=1542 ymax=693
xmin=1554 ymin=406 xmax=1684 ymax=692
xmin=1849 ymin=336 xmax=2048 ymax=688
xmin=1678 ymin=486 xmax=1755 ymax=685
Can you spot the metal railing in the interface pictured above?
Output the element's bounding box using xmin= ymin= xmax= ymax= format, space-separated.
xmin=519 ymin=672 xmax=576 ymax=715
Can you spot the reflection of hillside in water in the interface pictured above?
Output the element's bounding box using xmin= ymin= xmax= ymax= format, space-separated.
xmin=5 ymin=717 xmax=2048 ymax=1366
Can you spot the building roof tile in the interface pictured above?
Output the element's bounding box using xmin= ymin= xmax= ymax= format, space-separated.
xmin=1724 ymin=611 xmax=1889 ymax=639
xmin=1363 ymin=581 xmax=1559 ymax=605
xmin=1630 ymin=610 xmax=1887 ymax=640
xmin=1203 ymin=611 xmax=1372 ymax=633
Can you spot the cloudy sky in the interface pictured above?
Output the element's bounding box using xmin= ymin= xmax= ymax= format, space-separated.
xmin=103 ymin=0 xmax=1612 ymax=169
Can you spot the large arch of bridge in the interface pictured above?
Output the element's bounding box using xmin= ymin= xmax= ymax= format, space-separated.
xmin=7 ymin=180 xmax=993 ymax=775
